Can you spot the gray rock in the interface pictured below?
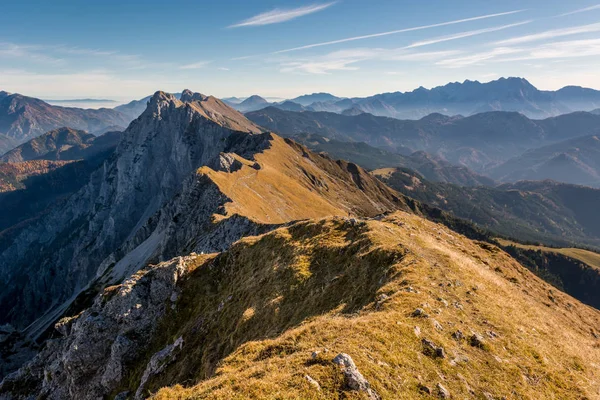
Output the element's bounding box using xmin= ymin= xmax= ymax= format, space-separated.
xmin=470 ymin=333 xmax=486 ymax=348
xmin=135 ymin=337 xmax=184 ymax=400
xmin=452 ymin=330 xmax=464 ymax=341
xmin=412 ymin=308 xmax=429 ymax=318
xmin=414 ymin=326 xmax=421 ymax=337
xmin=115 ymin=391 xmax=130 ymax=400
xmin=422 ymin=338 xmax=446 ymax=358
xmin=332 ymin=353 xmax=380 ymax=400
xmin=437 ymin=382 xmax=450 ymax=398
xmin=305 ymin=375 xmax=321 ymax=390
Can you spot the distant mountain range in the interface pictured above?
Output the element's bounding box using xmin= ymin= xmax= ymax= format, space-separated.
xmin=221 ymin=78 xmax=600 ymax=119
xmin=292 ymin=133 xmax=494 ymax=187
xmin=115 ymin=77 xmax=600 ymax=123
xmin=490 ymin=135 xmax=600 ymax=187
xmin=246 ymin=107 xmax=600 ymax=183
xmin=0 ymin=91 xmax=130 ymax=144
xmin=375 ymin=168 xmax=600 ymax=249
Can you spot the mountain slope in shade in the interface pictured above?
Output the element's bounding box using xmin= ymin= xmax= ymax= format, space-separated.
xmin=0 ymin=89 xmax=409 ymax=340
xmin=374 ymin=168 xmax=600 ymax=249
xmin=0 ymin=160 xmax=74 ymax=192
xmin=0 ymin=92 xmax=130 ymax=143
xmin=247 ymin=107 xmax=600 ymax=173
xmin=291 ymin=92 xmax=341 ymax=106
xmin=0 ymin=130 xmax=122 ymax=231
xmin=272 ymin=100 xmax=306 ymax=112
xmin=0 ymin=127 xmax=103 ymax=162
xmin=292 ymin=133 xmax=494 ymax=186
xmin=490 ymin=135 xmax=600 ymax=187
xmin=3 ymin=212 xmax=600 ymax=399
xmin=0 ymin=134 xmax=18 ymax=155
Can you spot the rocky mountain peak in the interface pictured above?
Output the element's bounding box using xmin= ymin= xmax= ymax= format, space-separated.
xmin=179 ymin=89 xmax=208 ymax=103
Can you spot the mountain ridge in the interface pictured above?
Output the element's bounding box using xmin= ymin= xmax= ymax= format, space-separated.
xmin=0 ymin=92 xmax=130 ymax=144
xmin=0 ymin=89 xmax=409 ymax=340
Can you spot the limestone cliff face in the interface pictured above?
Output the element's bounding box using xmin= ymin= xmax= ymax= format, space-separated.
xmin=0 ymin=90 xmax=263 ymax=332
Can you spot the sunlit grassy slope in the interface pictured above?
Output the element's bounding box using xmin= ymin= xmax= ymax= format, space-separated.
xmin=113 ymin=211 xmax=600 ymax=399
xmin=497 ymin=239 xmax=600 ymax=270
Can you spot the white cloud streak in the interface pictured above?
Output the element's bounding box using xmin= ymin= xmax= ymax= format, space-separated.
xmin=179 ymin=61 xmax=211 ymax=70
xmin=405 ymin=21 xmax=531 ymax=48
xmin=437 ymin=38 xmax=600 ymax=68
xmin=495 ymin=22 xmax=600 ymax=46
xmin=437 ymin=47 xmax=525 ymax=68
xmin=279 ymin=48 xmax=465 ymax=74
xmin=228 ymin=2 xmax=336 ymax=28
xmin=272 ymin=9 xmax=527 ymax=54
xmin=558 ymin=4 xmax=600 ymax=17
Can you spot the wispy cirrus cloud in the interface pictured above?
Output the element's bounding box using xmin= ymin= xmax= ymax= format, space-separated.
xmin=0 ymin=42 xmax=65 ymax=65
xmin=557 ymin=4 xmax=600 ymax=17
xmin=228 ymin=2 xmax=336 ymax=28
xmin=405 ymin=21 xmax=530 ymax=49
xmin=495 ymin=22 xmax=600 ymax=46
xmin=437 ymin=38 xmax=600 ymax=68
xmin=179 ymin=61 xmax=211 ymax=70
xmin=279 ymin=48 xmax=464 ymax=74
xmin=271 ymin=10 xmax=527 ymax=54
xmin=436 ymin=47 xmax=525 ymax=68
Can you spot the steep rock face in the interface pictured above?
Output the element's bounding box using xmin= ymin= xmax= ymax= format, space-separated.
xmin=0 ymin=255 xmax=194 ymax=400
xmin=0 ymin=90 xmax=263 ymax=332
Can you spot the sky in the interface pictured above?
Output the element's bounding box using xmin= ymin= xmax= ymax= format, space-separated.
xmin=1 ymin=0 xmax=600 ymax=102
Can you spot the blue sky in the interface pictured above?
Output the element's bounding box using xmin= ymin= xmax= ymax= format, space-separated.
xmin=1 ymin=0 xmax=600 ymax=101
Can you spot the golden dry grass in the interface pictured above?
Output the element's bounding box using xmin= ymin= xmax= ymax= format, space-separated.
xmin=137 ymin=212 xmax=600 ymax=399
xmin=199 ymin=135 xmax=402 ymax=224
xmin=497 ymin=239 xmax=600 ymax=270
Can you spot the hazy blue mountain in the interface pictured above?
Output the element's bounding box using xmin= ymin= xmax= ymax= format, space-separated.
xmin=274 ymin=78 xmax=600 ymax=119
xmin=376 ymin=168 xmax=600 ymax=249
xmin=0 ymin=92 xmax=129 ymax=143
xmin=490 ymin=135 xmax=600 ymax=188
xmin=292 ymin=132 xmax=494 ymax=186
xmin=234 ymin=94 xmax=270 ymax=112
xmin=272 ymin=101 xmax=306 ymax=112
xmin=290 ymin=92 xmax=341 ymax=106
